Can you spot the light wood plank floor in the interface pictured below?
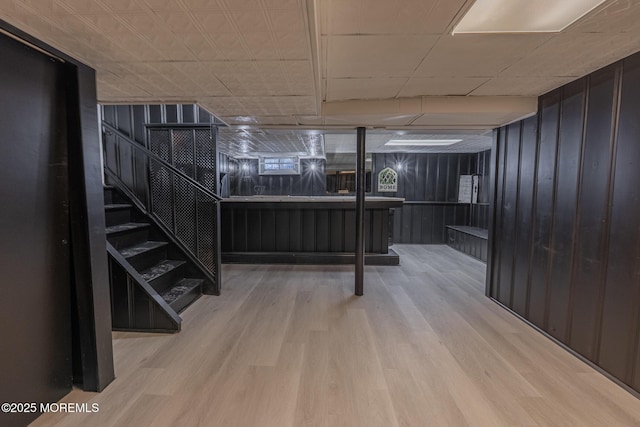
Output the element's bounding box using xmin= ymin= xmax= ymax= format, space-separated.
xmin=31 ymin=245 xmax=640 ymax=426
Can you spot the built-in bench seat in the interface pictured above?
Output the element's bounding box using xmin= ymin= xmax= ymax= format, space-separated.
xmin=445 ymin=225 xmax=488 ymax=263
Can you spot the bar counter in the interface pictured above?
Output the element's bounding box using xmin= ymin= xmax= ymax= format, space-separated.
xmin=221 ymin=196 xmax=404 ymax=265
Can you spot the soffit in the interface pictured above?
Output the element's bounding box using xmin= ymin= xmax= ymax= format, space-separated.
xmin=324 ymin=132 xmax=493 ymax=154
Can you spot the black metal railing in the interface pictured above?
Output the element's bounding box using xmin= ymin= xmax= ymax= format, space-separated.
xmin=102 ymin=122 xmax=222 ymax=295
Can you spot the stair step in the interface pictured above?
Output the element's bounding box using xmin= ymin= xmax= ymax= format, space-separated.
xmin=106 ymin=222 xmax=149 ymax=235
xmin=121 ymin=241 xmax=169 ymax=271
xmin=105 ymin=203 xmax=132 ymax=210
xmin=105 ymin=204 xmax=134 ymax=227
xmin=162 ymin=279 xmax=203 ymax=313
xmin=120 ymin=241 xmax=168 ymax=258
xmin=140 ymin=260 xmax=186 ymax=283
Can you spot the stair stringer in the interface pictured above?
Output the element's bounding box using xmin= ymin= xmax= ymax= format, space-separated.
xmin=107 ymin=243 xmax=182 ymax=333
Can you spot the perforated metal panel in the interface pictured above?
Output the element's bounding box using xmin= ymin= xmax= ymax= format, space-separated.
xmin=197 ymin=193 xmax=217 ymax=275
xmin=172 ymin=129 xmax=195 ymax=178
xmin=195 ymin=128 xmax=217 ymax=193
xmin=149 ymin=129 xmax=171 ymax=162
xmin=173 ymin=174 xmax=197 ymax=254
xmin=144 ymin=125 xmax=220 ymax=291
xmin=149 ymin=159 xmax=174 ymax=231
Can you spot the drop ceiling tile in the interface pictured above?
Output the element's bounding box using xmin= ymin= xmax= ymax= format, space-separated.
xmin=0 ymin=2 xmax=20 ymax=14
xmin=101 ymin=0 xmax=147 ymax=13
xmin=194 ymin=12 xmax=235 ymax=33
xmin=327 ymin=78 xmax=406 ymax=101
xmin=79 ymin=13 xmax=130 ymax=34
xmin=324 ymin=113 xmax=420 ymax=126
xmin=116 ymin=12 xmax=161 ymax=33
xmin=288 ymin=82 xmax=315 ymax=95
xmin=359 ymin=0 xmax=465 ymax=35
xmin=398 ymin=0 xmax=466 ymax=34
xmin=243 ymin=32 xmax=280 ymax=59
xmin=399 ymin=77 xmax=489 ymax=97
xmin=263 ymin=0 xmax=300 ymax=10
xmin=207 ymin=61 xmax=260 ymax=78
xmin=568 ymin=0 xmax=640 ymax=33
xmin=201 ymin=97 xmax=250 ymax=116
xmin=56 ymin=0 xmax=108 ymax=14
xmin=254 ymin=115 xmax=300 ymax=125
xmin=181 ymin=0 xmax=224 ymax=11
xmin=414 ymin=34 xmax=552 ymax=77
xmin=212 ymin=33 xmax=252 ymax=60
xmin=152 ymin=12 xmax=201 ymax=35
xmin=268 ymin=10 xmax=304 ymax=33
xmin=142 ymin=0 xmax=185 ymax=12
xmin=6 ymin=13 xmax=53 ymax=39
xmin=470 ymin=77 xmax=577 ymax=96
xmin=49 ymin=13 xmax=94 ymax=35
xmin=231 ymin=10 xmax=270 ymax=33
xmin=178 ymin=34 xmax=225 ymax=60
xmin=219 ymin=0 xmax=262 ymax=11
xmin=253 ymin=60 xmax=284 ymax=76
xmin=106 ymin=36 xmax=155 ymax=60
xmin=275 ymin=32 xmax=309 ymax=59
xmin=284 ymin=60 xmax=313 ymax=78
xmin=321 ymin=0 xmax=360 ymax=35
xmin=327 ymin=35 xmax=439 ymax=78
xmin=502 ymin=32 xmax=640 ymax=78
xmin=22 ymin=0 xmax=67 ymax=15
xmin=410 ymin=112 xmax=529 ymax=127
xmin=239 ymin=96 xmax=316 ymax=115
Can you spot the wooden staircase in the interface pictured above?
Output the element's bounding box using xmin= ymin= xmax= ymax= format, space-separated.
xmin=105 ymin=186 xmax=206 ymax=332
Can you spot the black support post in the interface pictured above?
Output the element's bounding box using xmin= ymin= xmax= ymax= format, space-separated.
xmin=355 ymin=127 xmax=366 ymax=295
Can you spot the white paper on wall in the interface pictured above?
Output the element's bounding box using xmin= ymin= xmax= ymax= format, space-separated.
xmin=458 ymin=175 xmax=473 ymax=203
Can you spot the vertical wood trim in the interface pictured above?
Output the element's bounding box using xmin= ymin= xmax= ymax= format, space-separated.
xmin=565 ymin=76 xmax=590 ymax=345
xmin=486 ymin=133 xmax=498 ymax=296
xmin=524 ymin=99 xmax=543 ymax=318
xmin=594 ymin=63 xmax=624 ymax=364
xmin=543 ymin=87 xmax=564 ymax=330
xmin=508 ymin=123 xmax=524 ymax=308
xmin=494 ymin=128 xmax=509 ymax=300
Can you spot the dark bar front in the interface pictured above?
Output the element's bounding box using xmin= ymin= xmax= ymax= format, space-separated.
xmin=355 ymin=127 xmax=366 ymax=296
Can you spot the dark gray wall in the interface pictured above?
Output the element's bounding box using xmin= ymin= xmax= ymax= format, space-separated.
xmin=487 ymin=51 xmax=640 ymax=393
xmin=102 ymin=103 xmax=218 ymax=140
xmin=471 ymin=150 xmax=491 ymax=229
xmin=228 ymin=157 xmax=327 ymax=197
xmin=371 ymin=152 xmax=489 ymax=244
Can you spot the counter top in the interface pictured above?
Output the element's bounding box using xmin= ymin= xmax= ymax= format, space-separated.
xmin=223 ymin=196 xmax=404 ymax=203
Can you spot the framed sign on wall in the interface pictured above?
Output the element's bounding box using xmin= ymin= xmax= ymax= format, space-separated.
xmin=378 ymin=167 xmax=398 ymax=192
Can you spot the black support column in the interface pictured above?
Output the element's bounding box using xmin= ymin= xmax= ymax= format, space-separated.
xmin=355 ymin=127 xmax=366 ymax=295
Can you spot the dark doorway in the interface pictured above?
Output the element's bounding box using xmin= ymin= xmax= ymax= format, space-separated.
xmin=0 ymin=33 xmax=72 ymax=426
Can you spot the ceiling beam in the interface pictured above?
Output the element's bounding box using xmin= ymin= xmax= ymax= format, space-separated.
xmin=322 ymin=96 xmax=537 ymax=128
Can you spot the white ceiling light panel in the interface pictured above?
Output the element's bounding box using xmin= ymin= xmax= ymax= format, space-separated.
xmin=453 ymin=0 xmax=606 ymax=34
xmin=385 ymin=139 xmax=462 ymax=146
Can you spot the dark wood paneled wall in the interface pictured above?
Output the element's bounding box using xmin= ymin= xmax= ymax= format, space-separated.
xmin=228 ymin=158 xmax=327 ymax=197
xmin=487 ymin=52 xmax=640 ymax=393
xmin=102 ymin=104 xmax=216 ymax=144
xmin=221 ymin=204 xmax=391 ymax=254
xmin=471 ymin=149 xmax=491 ymax=229
xmin=371 ymin=152 xmax=490 ymax=243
